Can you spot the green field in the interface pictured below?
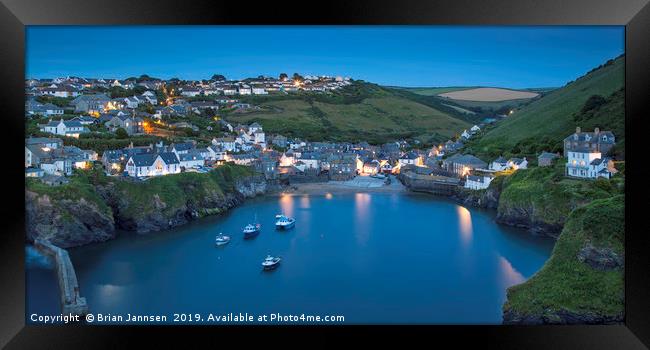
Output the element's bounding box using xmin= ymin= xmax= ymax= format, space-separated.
xmin=465 ymin=56 xmax=624 ymax=159
xmin=224 ymin=82 xmax=472 ymax=145
xmin=394 ymin=86 xmax=479 ymax=96
xmin=446 ymin=97 xmax=537 ymax=111
xmin=393 ymin=86 xmax=544 ymax=113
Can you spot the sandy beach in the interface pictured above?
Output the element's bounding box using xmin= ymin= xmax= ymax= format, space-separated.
xmin=270 ymin=175 xmax=407 ymax=196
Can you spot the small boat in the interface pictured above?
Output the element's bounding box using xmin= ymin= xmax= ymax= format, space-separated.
xmin=275 ymin=214 xmax=295 ymax=230
xmin=262 ymin=255 xmax=281 ymax=270
xmin=215 ymin=233 xmax=230 ymax=246
xmin=370 ymin=173 xmax=386 ymax=179
xmin=243 ymin=214 xmax=261 ymax=239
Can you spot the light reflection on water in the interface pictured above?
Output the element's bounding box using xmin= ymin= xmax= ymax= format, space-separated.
xmin=497 ymin=255 xmax=526 ymax=289
xmin=354 ymin=193 xmax=371 ymax=246
xmin=279 ymin=193 xmax=294 ymax=217
xmin=457 ymin=206 xmax=473 ymax=246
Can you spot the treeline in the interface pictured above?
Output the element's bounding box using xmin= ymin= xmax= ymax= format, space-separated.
xmin=64 ymin=135 xmax=162 ymax=154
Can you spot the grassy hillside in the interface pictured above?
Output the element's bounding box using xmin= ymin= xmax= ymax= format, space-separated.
xmin=494 ymin=159 xmax=625 ymax=323
xmin=224 ymin=82 xmax=472 ymax=145
xmin=466 ymin=55 xmax=624 ymax=159
xmin=26 ymin=174 xmax=113 ymax=217
xmin=497 ymin=160 xmax=625 ymax=228
xmin=504 ymin=195 xmax=624 ymax=322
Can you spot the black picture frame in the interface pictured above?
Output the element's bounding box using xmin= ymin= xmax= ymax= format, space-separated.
xmin=1 ymin=0 xmax=649 ymax=347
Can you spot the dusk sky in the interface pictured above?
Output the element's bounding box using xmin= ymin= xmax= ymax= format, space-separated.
xmin=26 ymin=26 xmax=624 ymax=88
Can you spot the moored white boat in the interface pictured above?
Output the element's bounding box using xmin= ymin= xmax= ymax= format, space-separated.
xmin=275 ymin=214 xmax=295 ymax=230
xmin=243 ymin=214 xmax=262 ymax=239
xmin=215 ymin=233 xmax=230 ymax=246
xmin=262 ymin=255 xmax=281 ymax=270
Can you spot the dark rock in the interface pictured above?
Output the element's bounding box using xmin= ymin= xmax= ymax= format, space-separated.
xmin=26 ymin=175 xmax=269 ymax=246
xmin=503 ymin=308 xmax=623 ymax=325
xmin=25 ymin=191 xmax=115 ymax=248
xmin=495 ymin=209 xmax=563 ymax=238
xmin=577 ymin=243 xmax=624 ymax=270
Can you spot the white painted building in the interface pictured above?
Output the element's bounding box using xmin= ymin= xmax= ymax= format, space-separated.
xmin=465 ymin=175 xmax=494 ymax=190
xmin=566 ymin=150 xmax=602 ymax=178
xmin=125 ymin=153 xmax=181 ymax=177
xmin=507 ymin=157 xmax=528 ymax=170
xmin=253 ymin=131 xmax=266 ymax=146
xmin=179 ymin=152 xmax=205 ymax=169
xmin=252 ymin=87 xmax=268 ymax=95
xmin=212 ymin=137 xmax=236 ymax=152
xmin=489 ymin=157 xmax=509 ymax=171
xmin=40 ymin=158 xmax=73 ymax=176
xmin=238 ymin=86 xmax=252 ymax=95
xmin=39 ymin=119 xmax=88 ymax=138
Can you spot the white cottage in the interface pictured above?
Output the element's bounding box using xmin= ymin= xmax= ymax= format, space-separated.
xmin=126 ymin=152 xmax=180 ymax=177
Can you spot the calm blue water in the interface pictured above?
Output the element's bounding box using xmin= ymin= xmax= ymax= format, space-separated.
xmin=26 ymin=191 xmax=554 ymax=324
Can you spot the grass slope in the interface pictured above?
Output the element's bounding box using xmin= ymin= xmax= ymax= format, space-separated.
xmin=504 ymin=194 xmax=624 ymax=320
xmin=469 ymin=56 xmax=624 ymax=158
xmin=497 ymin=161 xmax=625 ymax=227
xmin=109 ymin=164 xmax=254 ymax=219
xmin=226 ymin=82 xmax=471 ymax=144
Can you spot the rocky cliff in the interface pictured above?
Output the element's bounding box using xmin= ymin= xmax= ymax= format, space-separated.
xmin=450 ymin=185 xmax=501 ymax=210
xmin=502 ymin=195 xmax=625 ymax=325
xmin=25 ymin=165 xmax=268 ymax=246
xmin=25 ymin=190 xmax=115 ymax=248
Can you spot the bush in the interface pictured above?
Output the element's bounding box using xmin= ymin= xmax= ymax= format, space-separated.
xmin=115 ymin=128 xmax=128 ymax=139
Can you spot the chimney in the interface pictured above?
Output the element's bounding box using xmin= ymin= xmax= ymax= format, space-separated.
xmin=576 ymin=126 xmax=581 ymax=134
xmin=594 ymin=127 xmax=600 ymax=135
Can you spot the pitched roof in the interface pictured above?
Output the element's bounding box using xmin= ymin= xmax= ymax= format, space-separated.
xmin=564 ymin=130 xmax=616 ymax=144
xmin=538 ymin=152 xmax=559 ymax=159
xmin=172 ymin=142 xmax=194 ymax=152
xmin=449 ymin=154 xmax=487 ymax=167
xmin=26 ymin=137 xmax=62 ymax=145
xmin=129 ymin=153 xmax=157 ymax=166
xmin=159 ymin=152 xmax=180 ymax=165
xmin=179 ymin=152 xmax=205 ymax=161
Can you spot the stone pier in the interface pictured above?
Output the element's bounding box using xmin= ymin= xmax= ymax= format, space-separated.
xmin=398 ymin=171 xmax=461 ymax=196
xmin=34 ymin=239 xmax=89 ymax=316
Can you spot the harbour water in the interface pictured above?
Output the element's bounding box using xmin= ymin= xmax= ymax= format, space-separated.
xmin=26 ymin=191 xmax=554 ymax=324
